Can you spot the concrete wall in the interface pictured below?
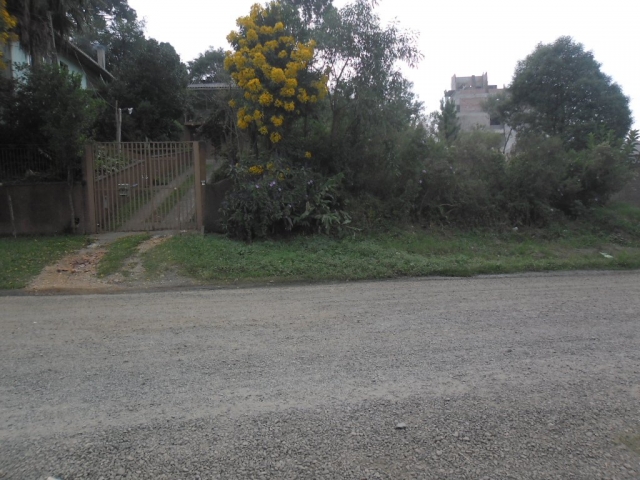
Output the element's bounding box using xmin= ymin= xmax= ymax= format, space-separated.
xmin=0 ymin=183 xmax=89 ymax=236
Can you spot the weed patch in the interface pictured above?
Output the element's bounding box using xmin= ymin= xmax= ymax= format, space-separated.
xmin=0 ymin=236 xmax=88 ymax=289
xmin=143 ymin=209 xmax=640 ymax=285
xmin=97 ymin=233 xmax=150 ymax=277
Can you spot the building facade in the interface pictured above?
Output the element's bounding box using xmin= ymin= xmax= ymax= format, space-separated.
xmin=1 ymin=39 xmax=112 ymax=89
xmin=445 ymin=73 xmax=515 ymax=151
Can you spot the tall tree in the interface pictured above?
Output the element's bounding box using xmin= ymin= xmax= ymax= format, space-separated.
xmin=506 ymin=36 xmax=632 ymax=150
xmin=315 ymin=0 xmax=421 ymax=144
xmin=225 ymin=1 xmax=327 ymax=150
xmin=188 ymin=47 xmax=229 ymax=84
xmin=437 ymin=96 xmax=459 ymax=144
xmin=73 ymin=0 xmax=144 ymax=71
xmin=6 ymin=0 xmax=88 ymax=62
xmin=99 ymin=38 xmax=188 ymax=141
xmin=0 ymin=0 xmax=17 ymax=69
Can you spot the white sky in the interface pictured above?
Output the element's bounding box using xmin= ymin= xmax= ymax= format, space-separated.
xmin=128 ymin=0 xmax=639 ymax=128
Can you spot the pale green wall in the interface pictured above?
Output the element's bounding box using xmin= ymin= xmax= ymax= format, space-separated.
xmin=4 ymin=42 xmax=90 ymax=89
xmin=58 ymin=51 xmax=88 ymax=89
xmin=2 ymin=42 xmax=31 ymax=80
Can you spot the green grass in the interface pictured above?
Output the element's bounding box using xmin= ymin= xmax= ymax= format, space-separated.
xmin=620 ymin=434 xmax=640 ymax=456
xmin=0 ymin=236 xmax=88 ymax=289
xmin=143 ymin=203 xmax=640 ymax=285
xmin=97 ymin=233 xmax=150 ymax=277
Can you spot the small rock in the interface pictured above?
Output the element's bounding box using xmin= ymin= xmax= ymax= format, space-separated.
xmin=117 ymin=467 xmax=125 ymax=475
xmin=395 ymin=423 xmax=407 ymax=430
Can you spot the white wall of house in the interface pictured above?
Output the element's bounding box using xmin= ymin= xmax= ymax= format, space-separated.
xmin=2 ymin=42 xmax=90 ymax=89
xmin=1 ymin=42 xmax=31 ymax=80
xmin=58 ymin=51 xmax=88 ymax=89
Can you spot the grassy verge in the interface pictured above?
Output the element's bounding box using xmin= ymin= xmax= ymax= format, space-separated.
xmin=97 ymin=233 xmax=150 ymax=277
xmin=620 ymin=435 xmax=640 ymax=456
xmin=143 ymin=203 xmax=640 ymax=285
xmin=0 ymin=236 xmax=88 ymax=289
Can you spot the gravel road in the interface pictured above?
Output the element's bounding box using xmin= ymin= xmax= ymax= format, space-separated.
xmin=1 ymin=271 xmax=640 ymax=479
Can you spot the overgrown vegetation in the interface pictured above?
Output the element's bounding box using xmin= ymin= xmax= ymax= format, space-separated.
xmin=0 ymin=236 xmax=87 ymax=289
xmin=143 ymin=203 xmax=640 ymax=284
xmin=200 ymin=2 xmax=639 ymax=240
xmin=2 ymin=0 xmax=638 ymax=249
xmin=97 ymin=233 xmax=149 ymax=277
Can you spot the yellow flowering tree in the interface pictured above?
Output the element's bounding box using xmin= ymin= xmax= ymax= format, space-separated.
xmin=224 ymin=1 xmax=328 ymax=149
xmin=0 ymin=0 xmax=17 ymax=69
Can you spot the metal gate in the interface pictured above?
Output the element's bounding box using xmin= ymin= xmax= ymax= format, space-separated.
xmin=85 ymin=142 xmax=206 ymax=233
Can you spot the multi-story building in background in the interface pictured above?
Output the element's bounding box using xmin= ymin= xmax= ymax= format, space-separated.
xmin=445 ymin=73 xmax=515 ymax=151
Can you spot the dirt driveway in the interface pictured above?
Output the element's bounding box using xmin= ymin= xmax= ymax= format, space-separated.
xmin=1 ymin=271 xmax=640 ymax=479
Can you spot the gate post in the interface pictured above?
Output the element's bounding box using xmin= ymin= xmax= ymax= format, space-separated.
xmin=193 ymin=141 xmax=207 ymax=233
xmin=83 ymin=144 xmax=97 ymax=234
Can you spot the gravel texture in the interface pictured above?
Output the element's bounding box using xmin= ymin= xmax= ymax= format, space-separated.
xmin=1 ymin=271 xmax=640 ymax=479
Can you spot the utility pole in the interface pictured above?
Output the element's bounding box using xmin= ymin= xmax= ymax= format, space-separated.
xmin=115 ymin=100 xmax=122 ymax=144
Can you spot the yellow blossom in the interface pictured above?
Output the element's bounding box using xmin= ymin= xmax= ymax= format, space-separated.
xmin=304 ymin=151 xmax=312 ymax=159
xmin=247 ymin=28 xmax=258 ymax=42
xmin=263 ymin=40 xmax=279 ymax=51
xmin=259 ymin=126 xmax=269 ymax=135
xmin=259 ymin=92 xmax=274 ymax=106
xmin=246 ymin=78 xmax=262 ymax=92
xmin=297 ymin=88 xmax=309 ymax=103
xmin=270 ymin=132 xmax=282 ymax=143
xmin=248 ymin=165 xmax=265 ymax=175
xmin=285 ymin=78 xmax=298 ymax=89
xmin=270 ymin=115 xmax=284 ymax=127
xmin=228 ymin=99 xmax=237 ymax=108
xmin=270 ymin=68 xmax=286 ymax=83
xmin=284 ymin=101 xmax=295 ymax=112
xmin=252 ymin=52 xmax=267 ymax=67
xmin=260 ymin=25 xmax=274 ymax=35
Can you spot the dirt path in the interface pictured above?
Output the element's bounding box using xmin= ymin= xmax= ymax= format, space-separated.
xmin=2 ymin=271 xmax=640 ymax=479
xmin=26 ymin=233 xmax=197 ymax=293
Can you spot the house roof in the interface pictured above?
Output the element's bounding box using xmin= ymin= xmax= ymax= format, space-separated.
xmin=187 ymin=82 xmax=237 ymax=90
xmin=59 ymin=38 xmax=114 ymax=82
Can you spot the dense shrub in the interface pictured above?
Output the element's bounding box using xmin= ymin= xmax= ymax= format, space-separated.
xmin=221 ymin=157 xmax=350 ymax=240
xmin=412 ymin=131 xmax=509 ymax=226
xmin=506 ymin=134 xmax=636 ymax=222
xmin=410 ymin=130 xmax=637 ymax=228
